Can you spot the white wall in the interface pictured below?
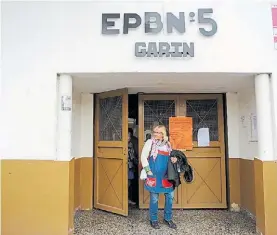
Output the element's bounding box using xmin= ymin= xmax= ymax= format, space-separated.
xmin=227 ymin=83 xmax=258 ymax=160
xmin=80 ymin=93 xmax=94 ymax=157
xmin=71 ymin=92 xmax=94 ymax=158
xmin=238 ymin=85 xmax=258 ymax=160
xmin=71 ymin=91 xmax=81 ymax=158
xmin=272 ymin=3 xmax=277 ymax=159
xmin=271 ymin=56 xmax=277 ymax=160
xmin=1 ymin=1 xmax=276 ymax=160
xmin=271 ymin=73 xmax=277 ymax=160
xmin=226 ymin=92 xmax=240 ymax=158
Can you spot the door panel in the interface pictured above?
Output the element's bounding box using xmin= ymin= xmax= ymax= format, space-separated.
xmin=94 ymin=88 xmax=128 ymax=216
xmin=184 ymin=157 xmax=223 ymax=207
xmin=139 ymin=95 xmax=182 ymax=208
xmin=180 ymin=94 xmax=226 ymax=208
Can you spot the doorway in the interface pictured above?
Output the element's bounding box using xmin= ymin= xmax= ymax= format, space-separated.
xmin=128 ymin=94 xmax=139 ymax=207
xmin=93 ymin=89 xmax=227 ymax=217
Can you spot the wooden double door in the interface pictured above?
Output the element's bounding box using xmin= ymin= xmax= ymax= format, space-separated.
xmin=139 ymin=94 xmax=227 ymax=209
xmin=94 ymin=90 xmax=227 ymax=217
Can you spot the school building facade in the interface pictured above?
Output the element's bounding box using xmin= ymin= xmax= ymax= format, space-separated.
xmin=1 ymin=1 xmax=277 ymax=235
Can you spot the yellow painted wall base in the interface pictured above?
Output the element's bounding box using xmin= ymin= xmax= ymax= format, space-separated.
xmin=254 ymin=159 xmax=277 ymax=235
xmin=229 ymin=158 xmax=255 ymax=215
xmin=74 ymin=157 xmax=93 ymax=210
xmin=1 ymin=160 xmax=72 ymax=235
xmin=228 ymin=158 xmax=241 ymax=206
xmin=2 ymin=157 xmax=276 ymax=234
xmin=229 ymin=158 xmax=277 ymax=235
xmin=240 ymin=159 xmax=256 ymax=215
xmin=1 ymin=157 xmax=93 ymax=235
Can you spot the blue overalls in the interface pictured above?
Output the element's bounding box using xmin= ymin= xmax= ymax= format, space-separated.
xmin=144 ymin=150 xmax=174 ymax=222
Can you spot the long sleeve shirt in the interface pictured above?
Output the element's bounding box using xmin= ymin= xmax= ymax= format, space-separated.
xmin=140 ymin=139 xmax=152 ymax=169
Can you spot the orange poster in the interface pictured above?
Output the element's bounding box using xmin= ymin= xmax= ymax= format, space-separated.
xmin=169 ymin=117 xmax=193 ymax=150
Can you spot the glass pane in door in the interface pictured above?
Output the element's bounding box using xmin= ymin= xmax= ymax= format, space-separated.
xmin=186 ymin=99 xmax=218 ymax=141
xmin=144 ymin=100 xmax=175 ymax=141
xmin=99 ymin=96 xmax=122 ymax=141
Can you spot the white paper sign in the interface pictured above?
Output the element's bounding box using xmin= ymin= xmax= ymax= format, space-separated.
xmin=61 ymin=95 xmax=72 ymax=111
xmin=197 ymin=128 xmax=210 ymax=147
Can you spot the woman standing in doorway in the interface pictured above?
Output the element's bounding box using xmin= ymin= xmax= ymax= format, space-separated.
xmin=141 ymin=125 xmax=177 ymax=230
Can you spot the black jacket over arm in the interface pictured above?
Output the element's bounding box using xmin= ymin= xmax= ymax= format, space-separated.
xmin=167 ymin=150 xmax=194 ymax=189
xmin=167 ymin=160 xmax=181 ymax=188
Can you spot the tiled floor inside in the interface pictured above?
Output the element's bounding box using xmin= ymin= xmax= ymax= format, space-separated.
xmin=74 ymin=208 xmax=258 ymax=235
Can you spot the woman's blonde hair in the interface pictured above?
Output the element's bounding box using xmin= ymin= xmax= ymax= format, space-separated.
xmin=153 ymin=125 xmax=169 ymax=141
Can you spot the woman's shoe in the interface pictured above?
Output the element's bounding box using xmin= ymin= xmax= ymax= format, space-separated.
xmin=164 ymin=220 xmax=177 ymax=229
xmin=150 ymin=221 xmax=160 ymax=229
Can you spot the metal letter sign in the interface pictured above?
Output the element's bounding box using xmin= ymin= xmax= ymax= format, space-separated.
xmin=101 ymin=9 xmax=218 ymax=57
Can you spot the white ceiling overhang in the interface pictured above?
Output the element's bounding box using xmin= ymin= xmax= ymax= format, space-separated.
xmin=72 ymin=72 xmax=255 ymax=94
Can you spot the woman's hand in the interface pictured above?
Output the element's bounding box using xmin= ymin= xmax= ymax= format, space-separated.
xmin=147 ymin=171 xmax=153 ymax=176
xmin=171 ymin=157 xmax=178 ymax=164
